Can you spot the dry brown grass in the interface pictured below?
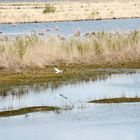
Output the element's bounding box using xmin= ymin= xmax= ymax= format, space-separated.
xmin=0 ymin=0 xmax=139 ymax=23
xmin=0 ymin=31 xmax=140 ymax=69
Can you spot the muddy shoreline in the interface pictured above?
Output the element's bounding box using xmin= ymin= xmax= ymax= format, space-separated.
xmin=0 ymin=64 xmax=139 ymax=95
xmin=0 ymin=16 xmax=140 ymax=24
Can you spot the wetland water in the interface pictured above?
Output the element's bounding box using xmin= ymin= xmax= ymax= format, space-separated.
xmin=0 ymin=18 xmax=140 ymax=37
xmin=0 ymin=72 xmax=140 ymax=140
xmin=0 ymin=18 xmax=140 ymax=139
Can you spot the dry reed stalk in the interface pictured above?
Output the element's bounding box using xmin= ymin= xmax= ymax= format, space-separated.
xmin=0 ymin=31 xmax=139 ymax=69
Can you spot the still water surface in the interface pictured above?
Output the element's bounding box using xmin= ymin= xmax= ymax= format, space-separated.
xmin=0 ymin=18 xmax=140 ymax=37
xmin=0 ymin=72 xmax=140 ymax=140
xmin=0 ymin=72 xmax=140 ymax=111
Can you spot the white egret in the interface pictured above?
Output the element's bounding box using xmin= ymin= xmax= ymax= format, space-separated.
xmin=54 ymin=67 xmax=63 ymax=74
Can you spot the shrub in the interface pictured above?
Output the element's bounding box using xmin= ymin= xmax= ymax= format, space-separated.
xmin=43 ymin=4 xmax=56 ymax=14
xmin=13 ymin=34 xmax=38 ymax=60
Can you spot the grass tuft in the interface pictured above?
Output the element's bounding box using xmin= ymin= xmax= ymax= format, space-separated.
xmin=43 ymin=4 xmax=56 ymax=14
xmin=0 ymin=106 xmax=60 ymax=117
xmin=88 ymin=97 xmax=140 ymax=104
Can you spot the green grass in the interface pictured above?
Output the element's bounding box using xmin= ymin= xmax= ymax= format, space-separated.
xmin=0 ymin=106 xmax=60 ymax=117
xmin=88 ymin=97 xmax=140 ymax=104
xmin=0 ymin=65 xmax=136 ymax=95
xmin=12 ymin=34 xmax=39 ymax=60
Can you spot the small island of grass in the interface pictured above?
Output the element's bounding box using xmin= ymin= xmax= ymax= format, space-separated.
xmin=88 ymin=97 xmax=140 ymax=104
xmin=0 ymin=106 xmax=60 ymax=117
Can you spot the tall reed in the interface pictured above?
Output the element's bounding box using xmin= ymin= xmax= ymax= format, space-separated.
xmin=0 ymin=31 xmax=139 ymax=69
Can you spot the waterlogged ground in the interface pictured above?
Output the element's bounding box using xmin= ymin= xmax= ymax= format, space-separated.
xmin=0 ymin=72 xmax=140 ymax=140
xmin=0 ymin=4 xmax=140 ymax=139
xmin=0 ymin=18 xmax=140 ymax=37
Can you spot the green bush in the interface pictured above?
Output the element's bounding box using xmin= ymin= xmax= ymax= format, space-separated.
xmin=43 ymin=4 xmax=56 ymax=14
xmin=13 ymin=34 xmax=38 ymax=60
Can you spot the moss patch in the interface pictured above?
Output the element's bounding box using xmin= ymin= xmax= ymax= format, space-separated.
xmin=43 ymin=4 xmax=56 ymax=14
xmin=0 ymin=106 xmax=60 ymax=117
xmin=89 ymin=97 xmax=140 ymax=104
xmin=0 ymin=65 xmax=136 ymax=95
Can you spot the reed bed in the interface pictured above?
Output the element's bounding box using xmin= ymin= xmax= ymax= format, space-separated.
xmin=0 ymin=31 xmax=140 ymax=69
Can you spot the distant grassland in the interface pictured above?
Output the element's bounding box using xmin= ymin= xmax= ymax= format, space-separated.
xmin=0 ymin=0 xmax=139 ymax=23
xmin=0 ymin=31 xmax=140 ymax=69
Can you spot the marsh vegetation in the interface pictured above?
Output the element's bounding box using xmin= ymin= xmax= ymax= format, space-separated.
xmin=0 ymin=1 xmax=140 ymax=139
xmin=0 ymin=31 xmax=139 ymax=69
xmin=0 ymin=66 xmax=123 ymax=95
xmin=0 ymin=30 xmax=139 ymax=95
xmin=89 ymin=97 xmax=140 ymax=104
xmin=0 ymin=106 xmax=60 ymax=117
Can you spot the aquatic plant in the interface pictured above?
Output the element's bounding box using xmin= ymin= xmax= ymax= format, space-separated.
xmin=0 ymin=65 xmax=122 ymax=95
xmin=0 ymin=106 xmax=60 ymax=117
xmin=88 ymin=97 xmax=140 ymax=104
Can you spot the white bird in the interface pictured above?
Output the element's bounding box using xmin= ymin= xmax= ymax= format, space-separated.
xmin=54 ymin=67 xmax=63 ymax=74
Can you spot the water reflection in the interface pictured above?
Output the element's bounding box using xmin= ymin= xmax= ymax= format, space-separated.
xmin=0 ymin=72 xmax=112 ymax=97
xmin=0 ymin=103 xmax=140 ymax=140
xmin=0 ymin=71 xmax=140 ymax=112
xmin=0 ymin=72 xmax=140 ymax=140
